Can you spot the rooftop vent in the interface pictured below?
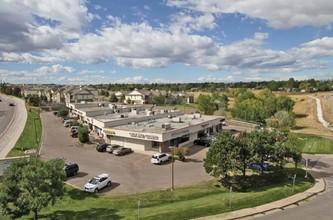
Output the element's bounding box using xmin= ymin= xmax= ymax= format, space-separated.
xmin=162 ymin=123 xmax=171 ymax=130
xmin=171 ymin=117 xmax=182 ymax=123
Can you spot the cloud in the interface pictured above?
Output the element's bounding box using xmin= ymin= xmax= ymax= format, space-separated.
xmin=0 ymin=52 xmax=62 ymax=63
xmin=0 ymin=0 xmax=91 ymax=52
xmin=166 ymin=0 xmax=333 ymax=29
xmin=169 ymin=12 xmax=217 ymax=33
xmin=36 ymin=64 xmax=75 ymax=74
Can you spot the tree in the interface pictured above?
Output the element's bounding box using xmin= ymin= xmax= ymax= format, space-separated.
xmin=78 ymin=126 xmax=89 ymax=143
xmin=284 ymin=134 xmax=303 ymax=175
xmin=220 ymin=94 xmax=229 ymax=111
xmin=0 ymin=158 xmax=65 ymax=220
xmin=119 ymin=94 xmax=125 ymax=103
xmin=248 ymin=129 xmax=279 ymax=174
xmin=265 ymin=110 xmax=295 ymax=131
xmin=58 ymin=108 xmax=69 ymax=117
xmin=109 ymin=93 xmax=118 ymax=102
xmin=197 ymin=94 xmax=215 ymax=115
xmin=204 ymin=132 xmax=238 ymax=181
xmin=153 ymin=95 xmax=166 ymax=106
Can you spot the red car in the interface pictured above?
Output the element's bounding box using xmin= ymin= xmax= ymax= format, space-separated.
xmin=70 ymin=130 xmax=78 ymax=138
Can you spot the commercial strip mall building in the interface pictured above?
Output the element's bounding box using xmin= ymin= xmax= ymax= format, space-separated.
xmin=67 ymin=102 xmax=225 ymax=152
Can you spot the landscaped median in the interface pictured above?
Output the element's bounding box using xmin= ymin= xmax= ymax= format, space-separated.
xmin=7 ymin=107 xmax=42 ymax=157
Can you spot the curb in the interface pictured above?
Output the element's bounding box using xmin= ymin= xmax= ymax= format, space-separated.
xmin=194 ymin=178 xmax=326 ymax=220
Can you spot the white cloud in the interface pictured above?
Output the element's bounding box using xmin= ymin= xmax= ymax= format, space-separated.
xmin=36 ymin=64 xmax=75 ymax=74
xmin=169 ymin=12 xmax=216 ymax=33
xmin=0 ymin=0 xmax=91 ymax=52
xmin=166 ymin=0 xmax=333 ymax=29
xmin=0 ymin=52 xmax=62 ymax=63
xmin=114 ymin=76 xmax=148 ymax=84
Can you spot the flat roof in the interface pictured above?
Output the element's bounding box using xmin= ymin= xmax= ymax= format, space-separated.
xmin=109 ymin=114 xmax=223 ymax=134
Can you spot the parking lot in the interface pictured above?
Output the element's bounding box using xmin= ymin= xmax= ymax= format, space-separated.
xmin=39 ymin=112 xmax=213 ymax=194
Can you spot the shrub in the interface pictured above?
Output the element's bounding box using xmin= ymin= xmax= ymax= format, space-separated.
xmin=58 ymin=108 xmax=69 ymax=117
xmin=78 ymin=126 xmax=89 ymax=143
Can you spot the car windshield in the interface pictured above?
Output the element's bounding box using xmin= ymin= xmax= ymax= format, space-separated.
xmin=88 ymin=178 xmax=99 ymax=185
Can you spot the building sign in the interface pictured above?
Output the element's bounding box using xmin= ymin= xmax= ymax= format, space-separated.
xmin=171 ymin=129 xmax=189 ymax=137
xmin=104 ymin=129 xmax=115 ymax=135
xmin=129 ymin=132 xmax=159 ymax=140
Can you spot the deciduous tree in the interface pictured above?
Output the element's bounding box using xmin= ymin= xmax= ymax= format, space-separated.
xmin=0 ymin=158 xmax=65 ymax=220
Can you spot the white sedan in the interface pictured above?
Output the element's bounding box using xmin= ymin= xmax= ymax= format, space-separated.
xmin=84 ymin=174 xmax=112 ymax=193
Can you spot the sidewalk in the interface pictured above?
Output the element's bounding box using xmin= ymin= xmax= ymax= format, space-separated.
xmin=195 ymin=178 xmax=325 ymax=220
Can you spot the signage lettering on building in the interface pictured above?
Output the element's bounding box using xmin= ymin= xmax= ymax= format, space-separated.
xmin=129 ymin=132 xmax=159 ymax=140
xmin=104 ymin=129 xmax=115 ymax=135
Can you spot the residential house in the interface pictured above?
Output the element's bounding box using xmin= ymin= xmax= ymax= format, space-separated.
xmin=125 ymin=89 xmax=153 ymax=104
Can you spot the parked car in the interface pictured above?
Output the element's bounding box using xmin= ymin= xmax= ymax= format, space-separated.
xmin=64 ymin=163 xmax=79 ymax=177
xmin=63 ymin=120 xmax=72 ymax=127
xmin=9 ymin=103 xmax=15 ymax=106
xmin=150 ymin=153 xmax=172 ymax=164
xmin=247 ymin=161 xmax=269 ymax=171
xmin=0 ymin=98 xmax=2 ymax=102
xmin=84 ymin=174 xmax=112 ymax=193
xmin=106 ymin=144 xmax=122 ymax=153
xmin=70 ymin=126 xmax=79 ymax=133
xmin=53 ymin=111 xmax=58 ymax=116
xmin=113 ymin=147 xmax=133 ymax=156
xmin=70 ymin=130 xmax=78 ymax=138
xmin=193 ymin=137 xmax=212 ymax=147
xmin=96 ymin=143 xmax=109 ymax=152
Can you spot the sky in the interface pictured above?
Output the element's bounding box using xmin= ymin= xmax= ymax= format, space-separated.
xmin=0 ymin=0 xmax=333 ymax=85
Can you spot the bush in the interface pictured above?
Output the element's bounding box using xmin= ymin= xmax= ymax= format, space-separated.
xmin=78 ymin=126 xmax=89 ymax=143
xmin=58 ymin=108 xmax=69 ymax=117
xmin=172 ymin=147 xmax=190 ymax=156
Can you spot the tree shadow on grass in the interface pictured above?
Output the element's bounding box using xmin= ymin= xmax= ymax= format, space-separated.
xmin=38 ymin=208 xmax=120 ymax=220
xmin=295 ymin=113 xmax=308 ymax=118
xmin=220 ymin=167 xmax=315 ymax=192
xmin=292 ymin=125 xmax=307 ymax=130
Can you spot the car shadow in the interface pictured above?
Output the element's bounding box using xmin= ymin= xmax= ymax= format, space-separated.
xmin=186 ymin=145 xmax=206 ymax=156
xmin=68 ymin=172 xmax=89 ymax=179
xmin=100 ymin=182 xmax=121 ymax=192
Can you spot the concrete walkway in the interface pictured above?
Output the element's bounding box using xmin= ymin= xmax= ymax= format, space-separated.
xmin=308 ymin=95 xmax=331 ymax=128
xmin=194 ymin=178 xmax=325 ymax=220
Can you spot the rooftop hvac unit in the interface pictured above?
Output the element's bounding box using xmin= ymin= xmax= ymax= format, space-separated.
xmin=194 ymin=113 xmax=201 ymax=118
xmin=171 ymin=117 xmax=182 ymax=122
xmin=162 ymin=123 xmax=171 ymax=130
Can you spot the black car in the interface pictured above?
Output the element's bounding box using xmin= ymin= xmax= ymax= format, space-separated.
xmin=9 ymin=103 xmax=15 ymax=106
xmin=96 ymin=143 xmax=109 ymax=152
xmin=193 ymin=138 xmax=212 ymax=147
xmin=64 ymin=163 xmax=79 ymax=177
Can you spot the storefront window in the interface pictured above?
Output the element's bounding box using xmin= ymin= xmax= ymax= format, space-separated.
xmin=170 ymin=134 xmax=190 ymax=146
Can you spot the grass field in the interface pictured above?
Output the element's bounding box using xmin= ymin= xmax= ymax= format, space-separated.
xmin=7 ymin=107 xmax=42 ymax=157
xmin=0 ymin=169 xmax=313 ymax=220
xmin=293 ymin=133 xmax=333 ymax=154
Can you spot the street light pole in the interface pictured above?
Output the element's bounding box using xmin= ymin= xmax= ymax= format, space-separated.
xmin=305 ymin=158 xmax=309 ymax=178
xmin=34 ymin=118 xmax=39 ymax=146
xmin=169 ymin=146 xmax=175 ymax=191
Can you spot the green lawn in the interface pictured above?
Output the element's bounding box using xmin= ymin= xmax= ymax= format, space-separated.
xmin=7 ymin=107 xmax=42 ymax=157
xmin=0 ymin=168 xmax=313 ymax=220
xmin=293 ymin=133 xmax=333 ymax=154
